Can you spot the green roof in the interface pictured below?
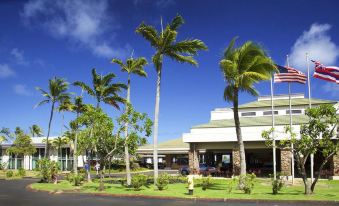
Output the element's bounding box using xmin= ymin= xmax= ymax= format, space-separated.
xmin=238 ymin=98 xmax=336 ymax=109
xmin=193 ymin=115 xmax=310 ymax=129
xmin=139 ymin=137 xmax=189 ymax=150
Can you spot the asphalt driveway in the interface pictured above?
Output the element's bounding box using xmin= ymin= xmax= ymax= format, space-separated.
xmin=0 ymin=179 xmax=337 ymax=206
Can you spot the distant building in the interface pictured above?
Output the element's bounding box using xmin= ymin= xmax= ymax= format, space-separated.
xmin=137 ymin=94 xmax=339 ymax=178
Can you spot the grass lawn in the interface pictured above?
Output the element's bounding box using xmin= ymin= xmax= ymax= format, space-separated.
xmin=30 ymin=178 xmax=339 ymax=201
xmin=0 ymin=170 xmax=41 ymax=180
xmin=89 ymin=167 xmax=150 ymax=175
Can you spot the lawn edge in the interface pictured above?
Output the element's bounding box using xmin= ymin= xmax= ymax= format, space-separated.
xmin=26 ymin=183 xmax=339 ymax=204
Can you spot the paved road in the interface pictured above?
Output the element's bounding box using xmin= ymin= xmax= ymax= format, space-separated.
xmin=0 ymin=179 xmax=337 ymax=206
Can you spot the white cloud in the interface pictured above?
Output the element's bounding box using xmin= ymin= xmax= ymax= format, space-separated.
xmin=322 ymin=83 xmax=339 ymax=97
xmin=11 ymin=48 xmax=29 ymax=66
xmin=21 ymin=0 xmax=128 ymax=58
xmin=0 ymin=64 xmax=15 ymax=78
xmin=13 ymin=84 xmax=32 ymax=96
xmin=289 ymin=23 xmax=339 ymax=71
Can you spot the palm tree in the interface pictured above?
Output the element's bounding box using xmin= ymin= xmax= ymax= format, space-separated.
xmin=111 ymin=57 xmax=148 ymax=186
xmin=29 ymin=125 xmax=44 ymax=137
xmin=66 ymin=96 xmax=86 ymax=174
xmin=74 ymin=68 xmax=127 ymax=109
xmin=51 ymin=136 xmax=70 ymax=170
xmin=136 ymin=14 xmax=208 ymax=180
xmin=219 ymin=37 xmax=277 ymax=176
xmin=36 ymin=77 xmax=70 ymax=157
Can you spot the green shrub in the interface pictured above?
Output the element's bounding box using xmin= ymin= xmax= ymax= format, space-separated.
xmin=201 ymin=176 xmax=212 ymax=190
xmin=169 ymin=175 xmax=187 ymax=184
xmin=156 ymin=173 xmax=170 ymax=190
xmin=226 ymin=177 xmax=237 ymax=194
xmin=131 ymin=162 xmax=140 ymax=171
xmin=239 ymin=173 xmax=256 ymax=194
xmin=17 ymin=168 xmax=26 ymax=177
xmin=270 ymin=174 xmax=285 ymax=195
xmin=36 ymin=158 xmax=59 ymax=183
xmin=6 ymin=170 xmax=14 ymax=178
xmin=131 ymin=174 xmax=147 ymax=190
xmin=67 ymin=173 xmax=84 ymax=186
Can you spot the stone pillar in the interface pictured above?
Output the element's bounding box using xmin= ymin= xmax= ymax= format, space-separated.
xmin=188 ymin=143 xmax=199 ymax=170
xmin=232 ymin=149 xmax=240 ymax=175
xmin=330 ymin=154 xmax=339 ymax=179
xmin=165 ymin=154 xmax=172 ymax=169
xmin=280 ymin=149 xmax=292 ymax=176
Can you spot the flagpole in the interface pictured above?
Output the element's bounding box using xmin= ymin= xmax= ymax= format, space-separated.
xmin=306 ymin=53 xmax=314 ymax=183
xmin=270 ymin=75 xmax=276 ymax=180
xmin=287 ymin=55 xmax=295 ymax=185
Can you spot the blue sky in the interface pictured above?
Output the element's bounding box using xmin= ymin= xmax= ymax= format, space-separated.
xmin=0 ymin=0 xmax=338 ymax=143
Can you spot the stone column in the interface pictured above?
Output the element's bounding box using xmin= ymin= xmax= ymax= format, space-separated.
xmin=280 ymin=149 xmax=292 ymax=176
xmin=188 ymin=143 xmax=199 ymax=170
xmin=165 ymin=154 xmax=172 ymax=169
xmin=330 ymin=154 xmax=339 ymax=179
xmin=232 ymin=148 xmax=241 ymax=175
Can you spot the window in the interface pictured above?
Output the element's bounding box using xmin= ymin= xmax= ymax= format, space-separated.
xmin=286 ymin=110 xmax=302 ymax=114
xmin=241 ymin=112 xmax=256 ymax=117
xmin=263 ymin=111 xmax=278 ymax=115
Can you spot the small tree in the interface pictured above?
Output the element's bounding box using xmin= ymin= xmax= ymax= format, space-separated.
xmin=262 ymin=104 xmax=338 ymax=195
xmin=116 ymin=103 xmax=153 ymax=186
xmin=6 ymin=130 xmax=36 ymax=170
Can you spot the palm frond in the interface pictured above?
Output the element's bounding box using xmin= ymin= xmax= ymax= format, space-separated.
xmin=169 ymin=14 xmax=184 ymax=30
xmin=167 ymin=52 xmax=197 ymax=66
xmin=167 ymin=39 xmax=208 ymax=55
xmin=73 ymin=81 xmax=95 ymax=97
xmin=34 ymin=99 xmax=50 ymax=108
xmin=136 ymin=23 xmax=159 ymax=48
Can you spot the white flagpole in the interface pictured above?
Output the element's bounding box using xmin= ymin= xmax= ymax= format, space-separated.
xmin=306 ymin=53 xmax=314 ymax=183
xmin=287 ymin=55 xmax=295 ymax=185
xmin=270 ymin=75 xmax=276 ymax=180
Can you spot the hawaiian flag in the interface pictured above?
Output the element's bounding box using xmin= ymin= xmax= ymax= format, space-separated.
xmin=274 ymin=65 xmax=307 ymax=84
xmin=312 ymin=60 xmax=339 ymax=84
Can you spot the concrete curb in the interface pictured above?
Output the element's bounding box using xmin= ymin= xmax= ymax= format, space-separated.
xmin=26 ymin=184 xmax=339 ymax=205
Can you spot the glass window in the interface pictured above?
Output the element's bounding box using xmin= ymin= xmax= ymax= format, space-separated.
xmin=241 ymin=112 xmax=256 ymax=117
xmin=286 ymin=110 xmax=302 ymax=114
xmin=263 ymin=111 xmax=278 ymax=115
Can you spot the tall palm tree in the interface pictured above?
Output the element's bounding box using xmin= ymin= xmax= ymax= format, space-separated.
xmin=29 ymin=125 xmax=44 ymax=137
xmin=36 ymin=77 xmax=70 ymax=157
xmin=66 ymin=96 xmax=86 ymax=174
xmin=219 ymin=37 xmax=277 ymax=176
xmin=136 ymin=14 xmax=208 ymax=180
xmin=111 ymin=57 xmax=148 ymax=186
xmin=74 ymin=68 xmax=127 ymax=109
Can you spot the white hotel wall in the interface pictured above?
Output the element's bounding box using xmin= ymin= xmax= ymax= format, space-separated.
xmin=183 ymin=125 xmax=301 ymax=143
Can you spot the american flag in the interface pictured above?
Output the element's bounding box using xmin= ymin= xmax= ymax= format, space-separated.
xmin=312 ymin=60 xmax=339 ymax=84
xmin=274 ymin=65 xmax=307 ymax=84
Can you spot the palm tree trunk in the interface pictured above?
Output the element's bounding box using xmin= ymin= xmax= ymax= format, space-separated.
xmin=153 ymin=67 xmax=162 ymax=182
xmin=125 ymin=75 xmax=132 ymax=186
xmin=74 ymin=113 xmax=79 ymax=175
xmin=45 ymin=102 xmax=55 ymax=158
xmin=233 ymin=88 xmax=246 ymax=176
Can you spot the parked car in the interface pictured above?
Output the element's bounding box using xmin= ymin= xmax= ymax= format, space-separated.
xmin=179 ymin=163 xmax=216 ymax=176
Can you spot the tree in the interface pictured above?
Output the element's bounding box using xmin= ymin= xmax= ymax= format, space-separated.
xmin=6 ymin=130 xmax=36 ymax=169
xmin=0 ymin=127 xmax=13 ymax=143
xmin=74 ymin=105 xmax=117 ymax=189
xmin=35 ymin=77 xmax=71 ymax=157
xmin=50 ymin=136 xmax=70 ymax=170
xmin=73 ymin=68 xmax=127 ymax=109
xmin=220 ymin=37 xmax=276 ymax=176
xmin=116 ymin=104 xmax=152 ymax=185
xmin=111 ymin=57 xmax=148 ymax=185
xmin=29 ymin=124 xmax=44 ymax=137
xmin=262 ymin=104 xmax=338 ymax=195
xmin=136 ymin=14 xmax=208 ymax=180
xmin=65 ymin=96 xmax=87 ymax=174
